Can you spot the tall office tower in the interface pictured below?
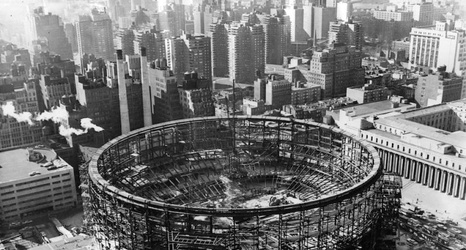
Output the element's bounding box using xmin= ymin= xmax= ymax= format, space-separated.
xmin=116 ymin=29 xmax=136 ymax=56
xmin=158 ymin=6 xmax=177 ymax=37
xmin=304 ymin=44 xmax=364 ymax=98
xmin=336 ymin=1 xmax=353 ymax=22
xmin=210 ymin=23 xmax=229 ymax=77
xmin=113 ymin=50 xmax=144 ymax=134
xmin=178 ymin=72 xmax=215 ymax=118
xmin=194 ymin=5 xmax=205 ymax=34
xmin=285 ymin=6 xmax=308 ymax=42
xmin=328 ymin=20 xmax=363 ymax=50
xmin=257 ymin=14 xmax=290 ymax=65
xmin=409 ymin=21 xmax=466 ymax=96
xmin=64 ymin=23 xmax=78 ymax=53
xmin=313 ymin=6 xmax=337 ymax=39
xmin=325 ymin=0 xmax=337 ymax=8
xmin=148 ymin=58 xmax=183 ymax=123
xmin=76 ymin=9 xmax=115 ymax=61
xmin=134 ymin=29 xmax=167 ymax=62
xmin=166 ymin=34 xmax=212 ymax=81
xmin=228 ymin=23 xmax=265 ymax=84
xmin=159 ymin=2 xmax=186 ymax=37
xmin=415 ymin=68 xmax=464 ymax=107
xmin=0 ymin=81 xmax=43 ymax=150
xmin=409 ymin=2 xmax=434 ymax=25
xmin=26 ymin=7 xmax=73 ymax=60
xmin=303 ymin=3 xmax=314 ymax=39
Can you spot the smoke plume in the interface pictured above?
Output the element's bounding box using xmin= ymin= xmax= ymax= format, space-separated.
xmin=81 ymin=118 xmax=104 ymax=132
xmin=1 ymin=102 xmax=104 ymax=139
xmin=1 ymin=101 xmax=34 ymax=125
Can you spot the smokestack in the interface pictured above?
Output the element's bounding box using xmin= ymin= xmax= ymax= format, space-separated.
xmin=140 ymin=47 xmax=152 ymax=127
xmin=116 ymin=49 xmax=131 ymax=134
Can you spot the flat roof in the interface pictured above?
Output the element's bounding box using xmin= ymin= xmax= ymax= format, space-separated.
xmin=338 ymin=100 xmax=416 ymax=118
xmin=29 ymin=235 xmax=98 ymax=250
xmin=376 ymin=117 xmax=466 ymax=150
xmin=0 ymin=147 xmax=71 ymax=183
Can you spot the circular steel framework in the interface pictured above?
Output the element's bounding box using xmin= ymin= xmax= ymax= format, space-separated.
xmin=86 ymin=116 xmax=384 ymax=249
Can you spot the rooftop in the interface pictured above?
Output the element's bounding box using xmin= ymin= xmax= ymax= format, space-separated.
xmin=29 ymin=235 xmax=98 ymax=250
xmin=376 ymin=116 xmax=466 ymax=150
xmin=0 ymin=147 xmax=71 ymax=183
xmin=338 ymin=100 xmax=416 ymax=118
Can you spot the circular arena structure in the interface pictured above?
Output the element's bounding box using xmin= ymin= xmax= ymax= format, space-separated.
xmin=85 ymin=116 xmax=389 ymax=250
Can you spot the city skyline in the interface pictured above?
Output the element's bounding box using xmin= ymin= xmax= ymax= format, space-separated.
xmin=0 ymin=0 xmax=466 ymax=249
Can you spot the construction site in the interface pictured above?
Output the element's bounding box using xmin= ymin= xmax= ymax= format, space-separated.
xmin=82 ymin=116 xmax=401 ymax=249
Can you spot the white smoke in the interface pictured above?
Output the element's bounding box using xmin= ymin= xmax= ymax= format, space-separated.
xmin=1 ymin=101 xmax=104 ymax=138
xmin=81 ymin=118 xmax=104 ymax=132
xmin=1 ymin=101 xmax=34 ymax=125
xmin=35 ymin=105 xmax=69 ymax=124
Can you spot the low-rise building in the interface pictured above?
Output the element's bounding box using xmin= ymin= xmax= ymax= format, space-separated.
xmin=242 ymin=98 xmax=272 ymax=115
xmin=347 ymin=84 xmax=388 ymax=104
xmin=415 ymin=70 xmax=463 ymax=107
xmin=291 ymin=82 xmax=321 ymax=105
xmin=0 ymin=147 xmax=78 ymax=222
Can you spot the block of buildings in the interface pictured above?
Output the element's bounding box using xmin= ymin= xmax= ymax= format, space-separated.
xmin=303 ymin=44 xmax=364 ymax=98
xmin=291 ymin=82 xmax=321 ymax=105
xmin=265 ymin=75 xmax=292 ymax=109
xmin=166 ymin=34 xmax=212 ymax=81
xmin=415 ymin=69 xmax=463 ymax=107
xmin=228 ymin=23 xmax=265 ymax=84
xmin=346 ymin=84 xmax=388 ymax=104
xmin=0 ymin=147 xmax=78 ymax=222
xmin=76 ymin=9 xmax=114 ymax=61
xmin=408 ymin=21 xmax=466 ymax=84
xmin=0 ymin=81 xmax=43 ymax=150
xmin=26 ymin=7 xmax=73 ymax=60
xmin=328 ymin=20 xmax=364 ymax=50
xmin=242 ymin=98 xmax=272 ymax=115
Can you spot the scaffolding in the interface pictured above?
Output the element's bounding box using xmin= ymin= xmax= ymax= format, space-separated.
xmin=84 ymin=116 xmax=398 ymax=250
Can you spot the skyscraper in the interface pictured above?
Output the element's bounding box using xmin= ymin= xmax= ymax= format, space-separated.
xmin=76 ymin=9 xmax=114 ymax=61
xmin=285 ymin=6 xmax=307 ymax=42
xmin=228 ymin=23 xmax=265 ymax=84
xmin=313 ymin=6 xmax=337 ymax=39
xmin=133 ymin=29 xmax=167 ymax=62
xmin=210 ymin=22 xmax=229 ymax=77
xmin=336 ymin=1 xmax=353 ymax=22
xmin=26 ymin=7 xmax=73 ymax=60
xmin=116 ymin=29 xmax=136 ymax=56
xmin=257 ymin=13 xmax=290 ymax=65
xmin=328 ymin=20 xmax=363 ymax=50
xmin=147 ymin=58 xmax=183 ymax=124
xmin=303 ymin=44 xmax=364 ymax=98
xmin=165 ymin=34 xmax=212 ymax=81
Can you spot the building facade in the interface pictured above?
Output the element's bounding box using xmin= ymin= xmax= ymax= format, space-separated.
xmin=328 ymin=20 xmax=364 ymax=50
xmin=415 ymin=70 xmax=463 ymax=107
xmin=26 ymin=7 xmax=73 ymax=60
xmin=76 ymin=10 xmax=114 ymax=61
xmin=0 ymin=148 xmax=78 ymax=222
xmin=166 ymin=34 xmax=212 ymax=81
xmin=304 ymin=44 xmax=365 ymax=98
xmin=228 ymin=23 xmax=265 ymax=84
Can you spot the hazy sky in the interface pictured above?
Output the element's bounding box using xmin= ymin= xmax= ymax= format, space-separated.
xmin=0 ymin=0 xmax=465 ymax=45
